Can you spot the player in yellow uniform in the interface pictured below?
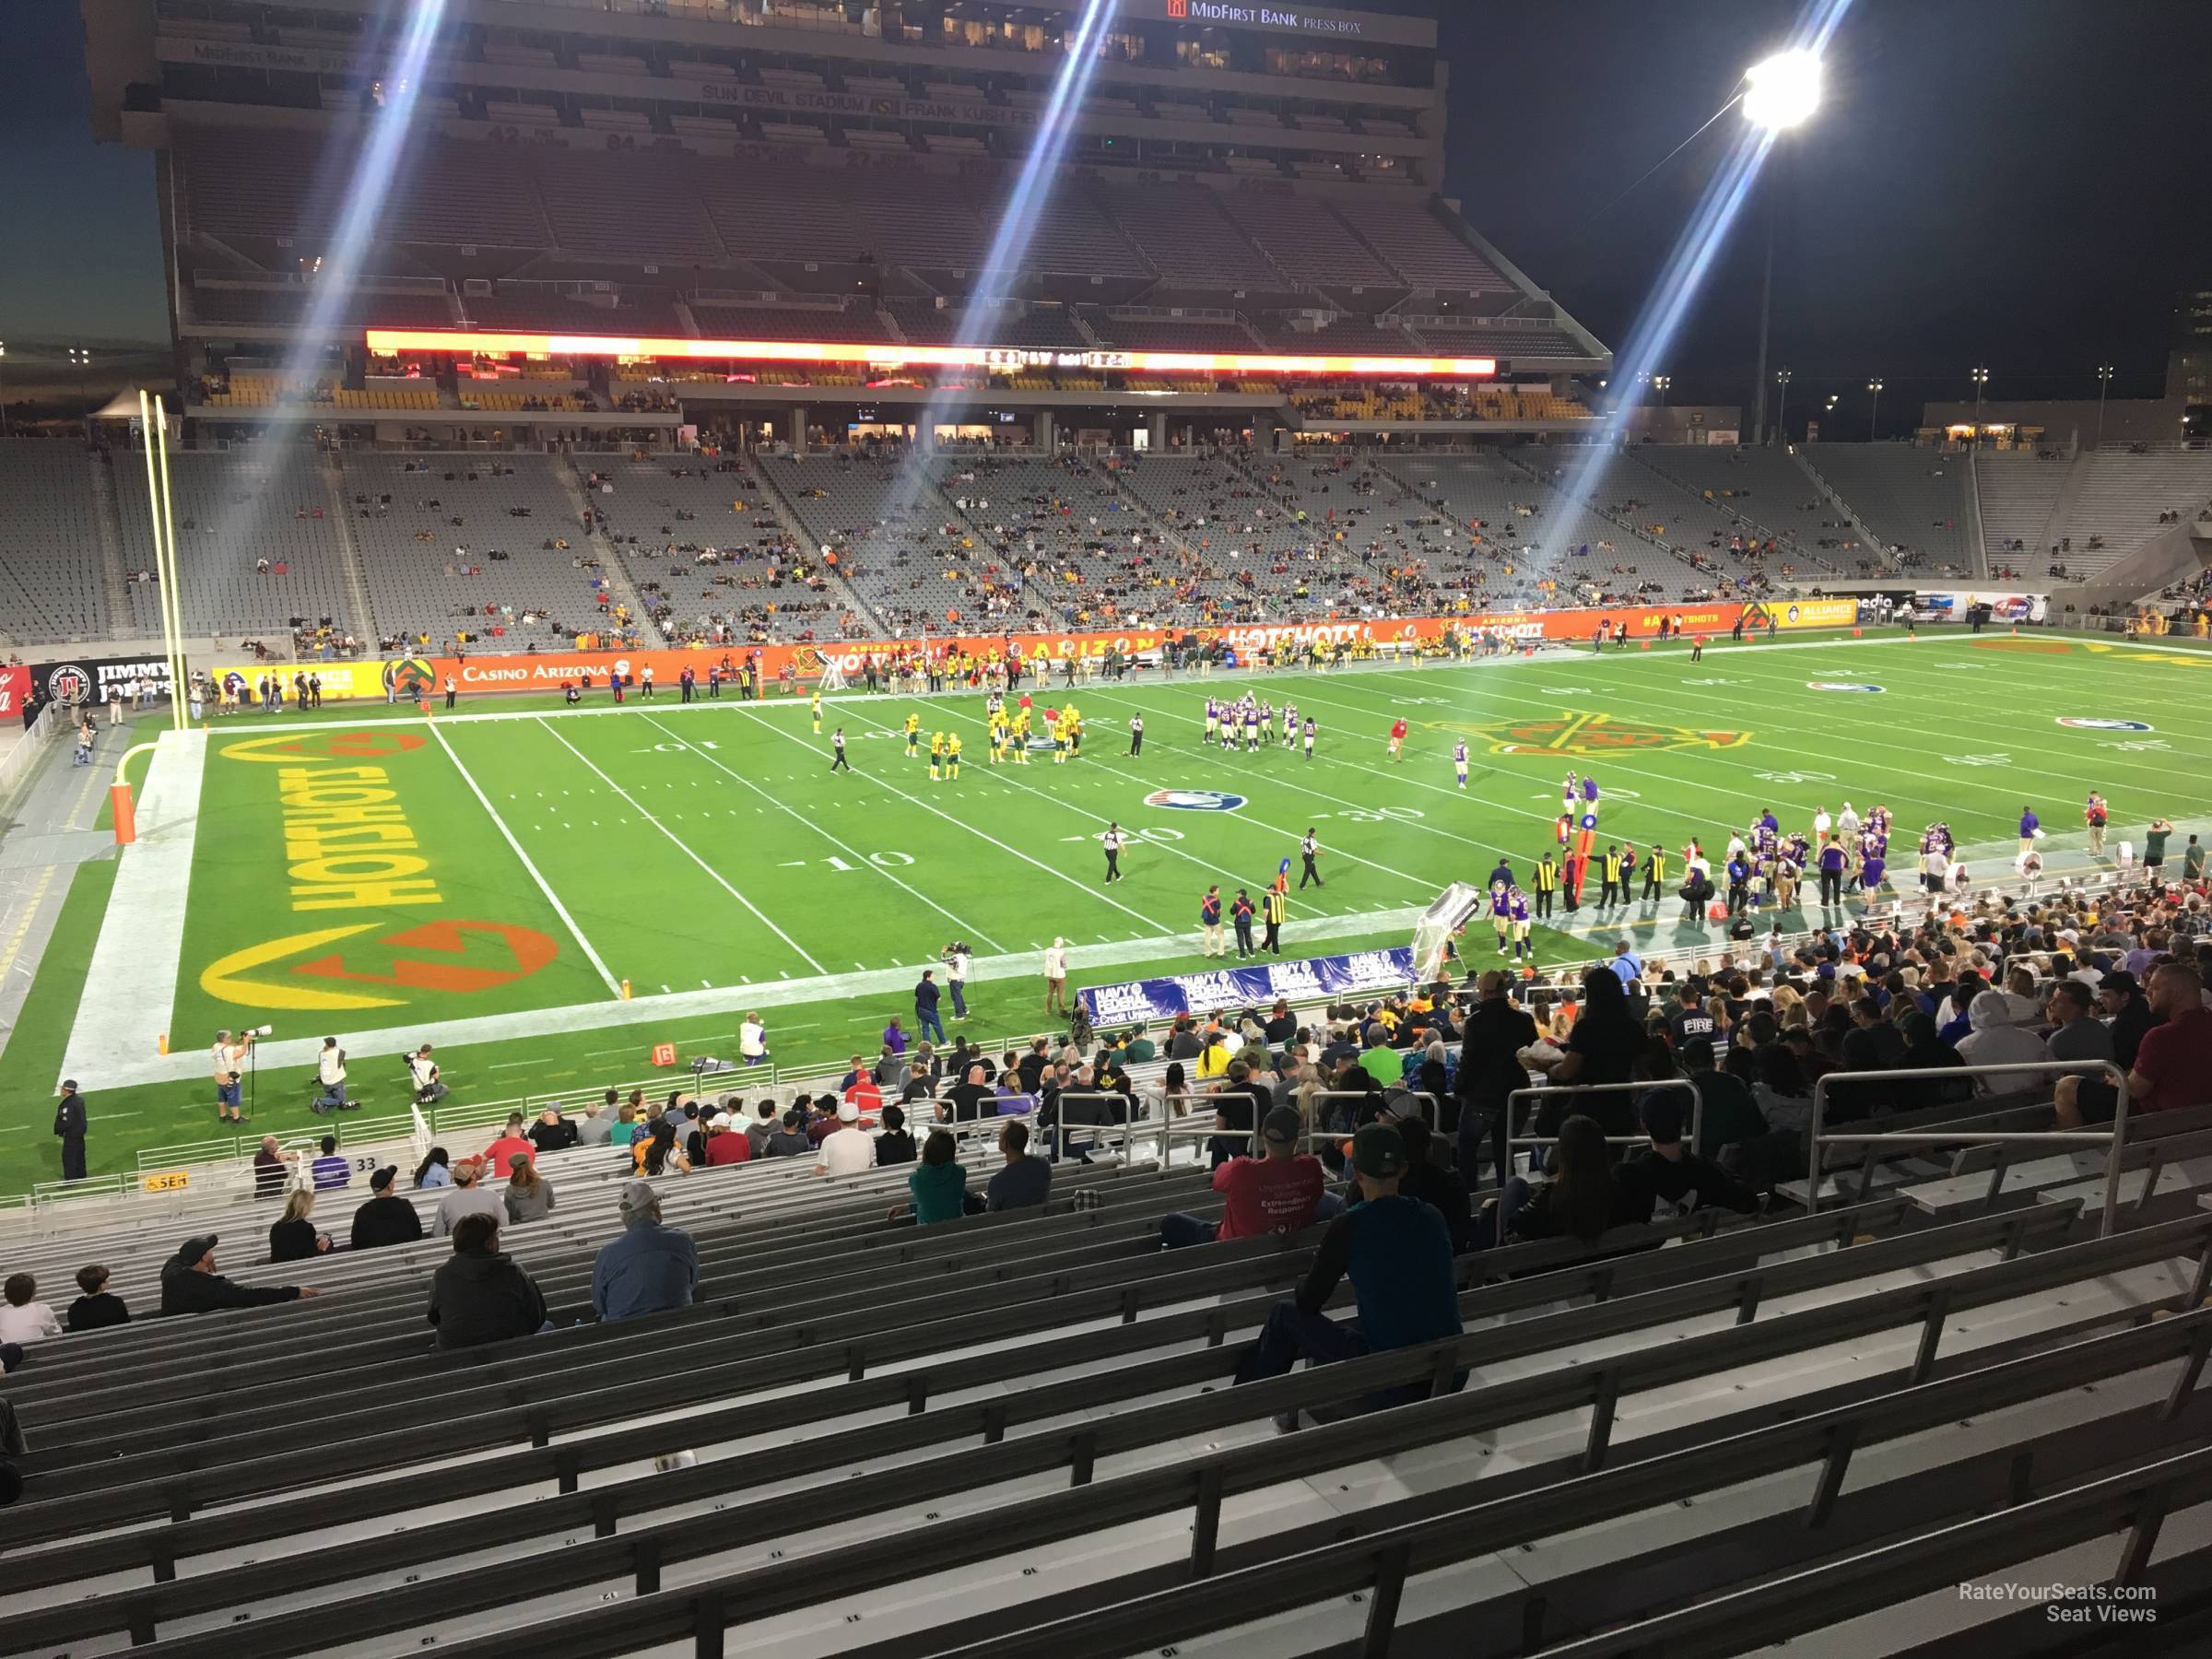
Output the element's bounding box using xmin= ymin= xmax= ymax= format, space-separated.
xmin=1068 ymin=715 xmax=1084 ymax=759
xmin=904 ymin=712 xmax=921 ymax=759
xmin=947 ymin=733 xmax=963 ymax=779
xmin=1052 ymin=715 xmax=1069 ymax=764
xmin=1013 ymin=711 xmax=1032 ymax=765
xmin=811 ymin=690 xmax=823 ymax=735
xmin=928 ymin=731 xmax=945 ymax=781
xmin=989 ymin=715 xmax=1008 ymax=765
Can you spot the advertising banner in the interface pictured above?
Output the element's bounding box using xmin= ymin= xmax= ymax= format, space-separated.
xmin=1079 ymin=947 xmax=1417 ymax=1028
xmin=0 ymin=665 xmax=28 ymax=724
xmin=25 ymin=653 xmax=177 ymax=711
xmin=217 ymin=597 xmax=1865 ymax=706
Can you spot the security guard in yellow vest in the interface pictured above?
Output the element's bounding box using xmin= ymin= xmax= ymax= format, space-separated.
xmin=1642 ymin=841 xmax=1668 ymax=901
xmin=1599 ymin=844 xmax=1625 ymax=908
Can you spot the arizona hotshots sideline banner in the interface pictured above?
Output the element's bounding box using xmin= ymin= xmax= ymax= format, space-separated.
xmin=214 ymin=599 xmax=1864 ymax=706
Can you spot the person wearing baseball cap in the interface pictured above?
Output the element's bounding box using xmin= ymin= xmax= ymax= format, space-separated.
xmin=1231 ymin=1122 xmax=1462 ymax=1426
xmin=159 ymin=1234 xmax=320 ymax=1317
xmin=349 ymin=1166 xmax=424 ymax=1252
xmin=816 ymin=1100 xmax=877 ymax=1178
xmin=1161 ymin=1106 xmax=1327 ymax=1250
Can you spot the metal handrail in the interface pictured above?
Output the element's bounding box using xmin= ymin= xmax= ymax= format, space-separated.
xmin=1505 ymin=1077 xmax=1702 ymax=1160
xmin=1809 ymin=1059 xmax=2131 ymax=1238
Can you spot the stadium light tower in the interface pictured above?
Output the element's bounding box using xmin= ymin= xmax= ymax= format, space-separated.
xmin=1970 ymin=365 xmax=1989 ymax=441
xmin=2096 ymin=361 xmax=2115 ymax=448
xmin=1653 ymin=374 xmax=1673 ymax=406
xmin=1773 ymin=366 xmax=1793 ymax=440
xmin=1866 ymin=377 xmax=1885 ymax=441
xmin=0 ymin=340 xmax=8 ymax=438
xmin=1744 ymin=49 xmax=1823 ymax=449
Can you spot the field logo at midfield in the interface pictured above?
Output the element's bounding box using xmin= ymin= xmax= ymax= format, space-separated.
xmin=1441 ymin=712 xmax=1748 ymax=759
xmin=200 ymin=919 xmax=560 ymax=1012
xmin=382 ymin=657 xmax=436 ymax=699
xmin=1806 ymin=681 xmax=1884 ymax=693
xmin=1145 ymin=788 xmax=1247 ymax=812
xmin=2057 ymin=717 xmax=2152 ymax=732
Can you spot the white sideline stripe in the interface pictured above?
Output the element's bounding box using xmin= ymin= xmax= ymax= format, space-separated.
xmin=532 ymin=716 xmax=827 ymax=976
xmin=639 ymin=713 xmax=1007 ymax=954
xmin=74 ymin=903 xmax=1433 ymax=1090
xmin=61 ymin=730 xmax=207 ymax=1086
xmin=429 ymin=723 xmax=624 ymax=1001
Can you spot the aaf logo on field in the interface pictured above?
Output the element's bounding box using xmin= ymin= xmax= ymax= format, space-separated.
xmin=2057 ymin=717 xmax=2153 ymax=732
xmin=1145 ymin=789 xmax=1246 ymax=812
xmin=1806 ymin=681 xmax=1885 ymax=693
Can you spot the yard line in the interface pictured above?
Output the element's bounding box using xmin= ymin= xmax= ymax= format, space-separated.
xmin=889 ymin=700 xmax=1440 ymax=897
xmin=532 ymin=716 xmax=827 ymax=976
xmin=719 ymin=701 xmax=1171 ymax=935
xmin=429 ymin=723 xmax=625 ymax=1000
xmin=640 ymin=714 xmax=1005 ymax=953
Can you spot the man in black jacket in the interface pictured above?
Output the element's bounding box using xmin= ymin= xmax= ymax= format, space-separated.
xmin=426 ymin=1213 xmax=547 ymax=1349
xmin=349 ymin=1167 xmax=426 ymax=1251
xmin=1454 ymin=971 xmax=1537 ymax=1183
xmin=159 ymin=1235 xmax=320 ymax=1316
xmin=53 ymin=1081 xmax=88 ymax=1183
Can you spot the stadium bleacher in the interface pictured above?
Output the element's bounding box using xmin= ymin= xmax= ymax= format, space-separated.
xmin=2034 ymin=448 xmax=2212 ymax=581
xmin=112 ymin=446 xmax=360 ymax=641
xmin=0 ymin=440 xmax=115 ymax=645
xmin=336 ymin=453 xmax=634 ymax=650
xmin=1801 ymin=442 xmax=1973 ymax=573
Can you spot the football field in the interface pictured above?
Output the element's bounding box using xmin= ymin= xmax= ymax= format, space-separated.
xmin=10 ymin=625 xmax=2210 ymax=1193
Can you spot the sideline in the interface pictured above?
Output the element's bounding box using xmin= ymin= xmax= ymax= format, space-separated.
xmin=60 ymin=729 xmax=206 ymax=1084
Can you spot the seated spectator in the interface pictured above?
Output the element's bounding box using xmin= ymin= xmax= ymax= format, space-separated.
xmin=0 ymin=1275 xmax=64 ymax=1358
xmin=1162 ymin=1106 xmax=1326 ymax=1249
xmin=986 ymin=1119 xmax=1052 ymax=1212
xmin=1231 ymin=1124 xmax=1464 ymax=1424
xmin=574 ymin=1096 xmax=616 ymax=1147
xmin=1391 ymin=1117 xmax=1471 ymax=1253
xmin=762 ymin=1109 xmax=814 ymax=1157
xmin=434 ymin=1159 xmax=502 ymax=1236
xmin=1681 ymin=1038 xmax=1769 ymax=1159
xmin=502 ymin=1153 xmax=556 ymax=1224
xmin=609 ymin=1102 xmax=641 ymax=1151
xmin=159 ymin=1234 xmax=319 ymax=1315
xmin=527 ymin=1107 xmax=580 ymax=1154
xmin=637 ymin=1117 xmax=692 ymax=1177
xmin=483 ymin=1113 xmax=535 ymax=1171
xmin=350 ymin=1166 xmax=424 ymax=1251
xmin=702 ymin=1111 xmax=751 ymax=1166
xmin=874 ymin=1102 xmax=917 ymax=1165
xmin=65 ymin=1264 xmax=130 ymax=1333
xmin=817 ymin=1100 xmax=877 ymax=1176
xmin=310 ymin=1135 xmax=351 ymax=1191
xmin=1618 ymin=1095 xmax=1762 ymax=1221
xmin=1955 ymin=990 xmax=2054 ymax=1085
xmin=253 ymin=1135 xmax=288 ymax=1199
xmin=592 ymin=1182 xmax=701 ymax=1322
xmin=413 ymin=1146 xmax=453 ymax=1189
xmin=1486 ymin=1115 xmax=1646 ymax=1246
xmin=427 ymin=1213 xmax=547 ymax=1350
xmin=892 ymin=1127 xmax=977 ymax=1223
xmin=267 ymin=1189 xmax=333 ymax=1263
xmin=746 ymin=1100 xmax=782 ymax=1156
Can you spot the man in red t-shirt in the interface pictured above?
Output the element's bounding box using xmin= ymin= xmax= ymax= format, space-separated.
xmin=2129 ymin=964 xmax=2212 ymax=1115
xmin=703 ymin=1112 xmax=751 ymax=1166
xmin=1387 ymin=717 xmax=1408 ymax=761
xmin=481 ymin=1113 xmax=535 ymax=1172
xmin=1159 ymin=1107 xmax=1327 ymax=1248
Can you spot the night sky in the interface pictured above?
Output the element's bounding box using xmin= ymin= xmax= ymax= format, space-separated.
xmin=7 ymin=0 xmax=2209 ymax=429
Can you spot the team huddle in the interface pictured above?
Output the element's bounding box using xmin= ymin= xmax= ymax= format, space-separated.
xmin=1204 ymin=695 xmax=1317 ymax=759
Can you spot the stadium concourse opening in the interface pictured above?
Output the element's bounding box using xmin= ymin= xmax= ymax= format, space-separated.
xmin=3 ymin=0 xmax=2211 ymax=1652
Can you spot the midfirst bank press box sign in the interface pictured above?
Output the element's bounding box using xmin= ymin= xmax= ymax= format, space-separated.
xmin=1079 ymin=947 xmax=1417 ymax=1027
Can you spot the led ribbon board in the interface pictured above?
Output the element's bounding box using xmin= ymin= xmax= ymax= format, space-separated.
xmin=363 ymin=330 xmax=1498 ymax=380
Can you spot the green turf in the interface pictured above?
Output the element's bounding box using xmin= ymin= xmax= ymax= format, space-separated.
xmin=6 ymin=625 xmax=2208 ymax=1196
